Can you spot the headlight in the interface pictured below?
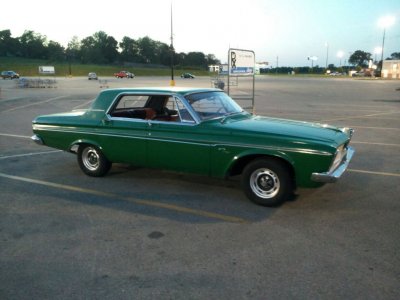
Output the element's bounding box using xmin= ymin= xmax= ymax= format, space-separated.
xmin=330 ymin=145 xmax=347 ymax=172
xmin=340 ymin=127 xmax=354 ymax=138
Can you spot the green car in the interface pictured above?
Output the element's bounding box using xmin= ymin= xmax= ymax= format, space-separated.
xmin=32 ymin=87 xmax=354 ymax=206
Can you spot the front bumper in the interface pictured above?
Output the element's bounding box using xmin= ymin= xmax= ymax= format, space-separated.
xmin=311 ymin=146 xmax=355 ymax=183
xmin=31 ymin=134 xmax=44 ymax=145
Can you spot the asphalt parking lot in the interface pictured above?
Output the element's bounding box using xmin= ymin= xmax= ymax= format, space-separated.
xmin=1 ymin=75 xmax=399 ymax=299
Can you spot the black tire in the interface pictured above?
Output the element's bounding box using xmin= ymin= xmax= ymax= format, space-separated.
xmin=242 ymin=158 xmax=294 ymax=207
xmin=77 ymin=144 xmax=112 ymax=177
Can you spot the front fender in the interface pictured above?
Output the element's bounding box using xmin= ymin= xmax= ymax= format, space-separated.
xmin=211 ymin=145 xmax=295 ymax=178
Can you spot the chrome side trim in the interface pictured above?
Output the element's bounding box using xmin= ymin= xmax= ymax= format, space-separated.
xmin=311 ymin=146 xmax=355 ymax=183
xmin=32 ymin=126 xmax=333 ymax=156
xmin=31 ymin=134 xmax=44 ymax=145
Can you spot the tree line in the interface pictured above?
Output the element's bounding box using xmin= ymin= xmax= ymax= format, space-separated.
xmin=0 ymin=29 xmax=220 ymax=69
xmin=263 ymin=50 xmax=400 ymax=74
xmin=348 ymin=50 xmax=400 ymax=68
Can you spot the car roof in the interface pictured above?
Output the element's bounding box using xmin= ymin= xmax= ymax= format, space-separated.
xmin=91 ymin=87 xmax=221 ymax=111
xmin=103 ymin=87 xmax=218 ymax=95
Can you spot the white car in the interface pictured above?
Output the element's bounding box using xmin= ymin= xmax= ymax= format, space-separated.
xmin=88 ymin=72 xmax=98 ymax=80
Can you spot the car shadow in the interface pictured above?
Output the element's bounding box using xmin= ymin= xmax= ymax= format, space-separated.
xmin=3 ymin=153 xmax=296 ymax=224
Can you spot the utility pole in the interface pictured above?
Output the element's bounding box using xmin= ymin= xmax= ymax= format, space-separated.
xmin=170 ymin=3 xmax=175 ymax=86
xmin=325 ymin=42 xmax=329 ymax=69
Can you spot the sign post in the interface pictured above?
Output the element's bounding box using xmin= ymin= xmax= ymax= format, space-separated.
xmin=228 ymin=49 xmax=255 ymax=113
xmin=38 ymin=66 xmax=55 ymax=75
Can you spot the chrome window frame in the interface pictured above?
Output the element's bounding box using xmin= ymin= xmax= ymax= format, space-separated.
xmin=105 ymin=91 xmax=199 ymax=125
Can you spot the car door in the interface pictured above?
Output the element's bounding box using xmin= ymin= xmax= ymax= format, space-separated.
xmin=146 ymin=96 xmax=211 ymax=175
xmin=99 ymin=94 xmax=149 ymax=166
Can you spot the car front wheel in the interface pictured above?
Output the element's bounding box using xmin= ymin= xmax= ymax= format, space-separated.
xmin=242 ymin=158 xmax=294 ymax=206
xmin=77 ymin=145 xmax=111 ymax=177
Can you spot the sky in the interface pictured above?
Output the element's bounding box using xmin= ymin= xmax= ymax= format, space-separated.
xmin=1 ymin=0 xmax=399 ymax=67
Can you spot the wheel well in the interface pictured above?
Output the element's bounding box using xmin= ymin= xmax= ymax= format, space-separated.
xmin=229 ymin=155 xmax=295 ymax=182
xmin=69 ymin=141 xmax=102 ymax=153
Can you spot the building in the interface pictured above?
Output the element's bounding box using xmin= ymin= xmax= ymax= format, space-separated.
xmin=382 ymin=60 xmax=400 ymax=79
xmin=208 ymin=65 xmax=220 ymax=72
xmin=209 ymin=63 xmax=269 ymax=75
xmin=255 ymin=62 xmax=269 ymax=74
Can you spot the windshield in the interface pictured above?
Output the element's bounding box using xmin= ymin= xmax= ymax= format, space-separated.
xmin=185 ymin=91 xmax=243 ymax=121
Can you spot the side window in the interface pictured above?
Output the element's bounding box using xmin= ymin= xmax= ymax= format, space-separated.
xmin=109 ymin=95 xmax=154 ymax=120
xmin=165 ymin=97 xmax=177 ymax=111
xmin=108 ymin=94 xmax=195 ymax=123
xmin=115 ymin=95 xmax=148 ymax=109
xmin=174 ymin=97 xmax=195 ymax=123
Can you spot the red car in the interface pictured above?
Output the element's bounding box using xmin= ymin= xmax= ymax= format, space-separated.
xmin=114 ymin=71 xmax=135 ymax=78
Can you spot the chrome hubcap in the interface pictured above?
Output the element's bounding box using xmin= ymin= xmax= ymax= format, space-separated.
xmin=249 ymin=168 xmax=280 ymax=199
xmin=82 ymin=147 xmax=100 ymax=171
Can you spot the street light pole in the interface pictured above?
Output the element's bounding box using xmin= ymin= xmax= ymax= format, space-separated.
xmin=380 ymin=27 xmax=386 ymax=70
xmin=170 ymin=3 xmax=175 ymax=86
xmin=325 ymin=42 xmax=329 ymax=69
xmin=337 ymin=51 xmax=344 ymax=68
xmin=378 ymin=16 xmax=395 ymax=73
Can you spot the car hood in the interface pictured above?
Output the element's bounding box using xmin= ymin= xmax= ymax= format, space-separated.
xmin=215 ymin=114 xmax=350 ymax=148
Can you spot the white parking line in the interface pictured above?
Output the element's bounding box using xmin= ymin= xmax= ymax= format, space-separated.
xmin=73 ymin=99 xmax=94 ymax=109
xmin=0 ymin=150 xmax=62 ymax=160
xmin=349 ymin=126 xmax=400 ymax=131
xmin=310 ymin=102 xmax=399 ymax=109
xmin=322 ymin=110 xmax=400 ymax=122
xmin=0 ymin=172 xmax=248 ymax=224
xmin=0 ymin=133 xmax=31 ymax=139
xmin=348 ymin=169 xmax=400 ymax=177
xmin=1 ymin=95 xmax=67 ymax=113
xmin=351 ymin=141 xmax=400 ymax=147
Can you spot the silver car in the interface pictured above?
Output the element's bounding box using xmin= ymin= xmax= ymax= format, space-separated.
xmin=88 ymin=72 xmax=98 ymax=80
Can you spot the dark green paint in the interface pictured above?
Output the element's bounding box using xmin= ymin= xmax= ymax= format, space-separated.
xmin=32 ymin=87 xmax=352 ymax=188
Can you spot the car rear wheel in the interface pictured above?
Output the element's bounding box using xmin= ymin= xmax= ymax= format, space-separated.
xmin=77 ymin=145 xmax=111 ymax=177
xmin=242 ymin=158 xmax=293 ymax=206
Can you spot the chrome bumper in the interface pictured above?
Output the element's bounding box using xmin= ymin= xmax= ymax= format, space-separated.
xmin=31 ymin=134 xmax=44 ymax=145
xmin=311 ymin=146 xmax=355 ymax=183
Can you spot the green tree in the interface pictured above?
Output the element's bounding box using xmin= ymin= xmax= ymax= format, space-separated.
xmin=19 ymin=30 xmax=47 ymax=59
xmin=46 ymin=40 xmax=65 ymax=61
xmin=119 ymin=36 xmax=140 ymax=62
xmin=0 ymin=28 xmax=220 ymax=68
xmin=80 ymin=31 xmax=118 ymax=64
xmin=390 ymin=52 xmax=400 ymax=60
xmin=349 ymin=50 xmax=371 ymax=67
xmin=185 ymin=52 xmax=207 ymax=68
xmin=66 ymin=36 xmax=80 ymax=63
xmin=175 ymin=52 xmax=187 ymax=66
xmin=206 ymin=54 xmax=220 ymax=66
xmin=137 ymin=36 xmax=157 ymax=63
xmin=0 ymin=29 xmax=20 ymax=56
xmin=80 ymin=36 xmax=97 ymax=63
xmin=154 ymin=41 xmax=171 ymax=65
xmin=100 ymin=33 xmax=119 ymax=63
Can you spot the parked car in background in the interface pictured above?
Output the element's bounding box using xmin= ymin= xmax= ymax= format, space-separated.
xmin=31 ymin=87 xmax=354 ymax=207
xmin=114 ymin=71 xmax=135 ymax=78
xmin=1 ymin=71 xmax=20 ymax=79
xmin=88 ymin=72 xmax=98 ymax=80
xmin=181 ymin=73 xmax=195 ymax=78
xmin=329 ymin=72 xmax=343 ymax=76
xmin=352 ymin=70 xmax=372 ymax=77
